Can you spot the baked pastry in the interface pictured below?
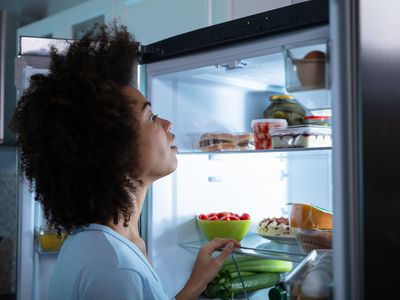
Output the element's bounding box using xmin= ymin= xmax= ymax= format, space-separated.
xmin=236 ymin=133 xmax=254 ymax=150
xmin=257 ymin=217 xmax=294 ymax=237
xmin=198 ymin=133 xmax=236 ymax=151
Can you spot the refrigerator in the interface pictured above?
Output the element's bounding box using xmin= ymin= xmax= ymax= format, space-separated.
xmin=14 ymin=1 xmax=400 ymax=299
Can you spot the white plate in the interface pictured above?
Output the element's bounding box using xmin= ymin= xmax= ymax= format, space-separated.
xmin=255 ymin=231 xmax=298 ymax=245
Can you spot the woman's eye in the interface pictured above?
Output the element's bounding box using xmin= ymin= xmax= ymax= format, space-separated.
xmin=150 ymin=114 xmax=159 ymax=122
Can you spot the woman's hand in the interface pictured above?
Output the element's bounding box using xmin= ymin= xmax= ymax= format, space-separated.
xmin=176 ymin=238 xmax=241 ymax=300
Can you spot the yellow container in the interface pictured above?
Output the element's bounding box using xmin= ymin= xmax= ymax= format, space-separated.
xmin=37 ymin=226 xmax=68 ymax=252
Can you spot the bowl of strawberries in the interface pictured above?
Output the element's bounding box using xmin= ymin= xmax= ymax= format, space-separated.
xmin=197 ymin=211 xmax=251 ymax=242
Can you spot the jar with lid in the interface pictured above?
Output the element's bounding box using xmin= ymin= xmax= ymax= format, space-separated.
xmin=263 ymin=94 xmax=310 ymax=126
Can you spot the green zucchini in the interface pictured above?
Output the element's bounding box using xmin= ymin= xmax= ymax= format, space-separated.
xmin=204 ymin=272 xmax=280 ymax=299
xmin=230 ymin=271 xmax=255 ymax=279
xmin=230 ymin=272 xmax=281 ymax=295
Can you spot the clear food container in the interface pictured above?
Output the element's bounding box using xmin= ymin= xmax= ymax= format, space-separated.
xmin=270 ymin=125 xmax=332 ymax=149
xmin=269 ymin=250 xmax=333 ymax=300
xmin=251 ymin=118 xmax=287 ymax=150
xmin=195 ymin=132 xmax=254 ymax=152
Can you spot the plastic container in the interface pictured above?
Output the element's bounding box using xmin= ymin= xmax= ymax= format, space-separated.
xmin=293 ymin=58 xmax=326 ymax=89
xmin=197 ymin=218 xmax=250 ymax=242
xmin=196 ymin=132 xmax=254 ymax=152
xmin=288 ymin=203 xmax=333 ymax=230
xmin=295 ymin=228 xmax=333 ymax=253
xmin=284 ymin=47 xmax=329 ymax=92
xmin=263 ymin=95 xmax=310 ymax=126
xmin=251 ymin=118 xmax=287 ymax=150
xmin=304 ymin=116 xmax=331 ymax=126
xmin=288 ymin=203 xmax=333 ymax=253
xmin=271 ymin=249 xmax=333 ymax=300
xmin=270 ymin=125 xmax=332 ymax=149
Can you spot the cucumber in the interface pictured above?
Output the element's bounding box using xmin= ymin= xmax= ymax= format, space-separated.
xmin=230 ymin=272 xmax=281 ymax=295
xmin=230 ymin=271 xmax=255 ymax=279
xmin=204 ymin=272 xmax=280 ymax=299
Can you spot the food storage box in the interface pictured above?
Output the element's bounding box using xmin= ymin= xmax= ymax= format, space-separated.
xmin=283 ymin=45 xmax=329 ymax=92
xmin=195 ymin=132 xmax=254 ymax=152
xmin=269 ymin=250 xmax=333 ymax=300
xmin=270 ymin=125 xmax=332 ymax=149
xmin=251 ymin=119 xmax=287 ymax=150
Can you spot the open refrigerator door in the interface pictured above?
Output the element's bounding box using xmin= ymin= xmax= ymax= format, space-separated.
xmin=14 ymin=37 xmax=71 ymax=300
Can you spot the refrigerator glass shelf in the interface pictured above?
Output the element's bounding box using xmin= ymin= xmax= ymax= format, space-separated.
xmin=177 ymin=146 xmax=332 ymax=155
xmin=181 ymin=232 xmax=308 ymax=263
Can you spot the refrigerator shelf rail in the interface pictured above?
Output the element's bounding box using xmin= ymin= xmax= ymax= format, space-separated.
xmin=177 ymin=146 xmax=332 ymax=155
xmin=181 ymin=233 xmax=308 ymax=263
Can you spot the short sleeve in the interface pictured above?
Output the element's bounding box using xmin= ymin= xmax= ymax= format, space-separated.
xmin=82 ymin=268 xmax=169 ymax=300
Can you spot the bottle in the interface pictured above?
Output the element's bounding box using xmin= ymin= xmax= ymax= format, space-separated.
xmin=268 ymin=282 xmax=287 ymax=300
xmin=263 ymin=94 xmax=310 ymax=126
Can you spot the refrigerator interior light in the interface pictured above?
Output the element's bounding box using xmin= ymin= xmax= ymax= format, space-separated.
xmin=191 ymin=73 xmax=268 ymax=91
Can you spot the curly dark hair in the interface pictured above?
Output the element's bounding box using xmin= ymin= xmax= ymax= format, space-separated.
xmin=10 ymin=22 xmax=141 ymax=232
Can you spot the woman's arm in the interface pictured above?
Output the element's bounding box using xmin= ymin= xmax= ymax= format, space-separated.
xmin=176 ymin=238 xmax=241 ymax=300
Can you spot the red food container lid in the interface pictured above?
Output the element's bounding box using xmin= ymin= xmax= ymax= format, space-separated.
xmin=304 ymin=116 xmax=330 ymax=120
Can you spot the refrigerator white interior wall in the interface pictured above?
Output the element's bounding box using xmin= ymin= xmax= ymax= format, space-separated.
xmin=287 ymin=151 xmax=332 ymax=211
xmin=149 ymin=153 xmax=288 ymax=297
xmin=151 ymin=77 xmax=272 ymax=151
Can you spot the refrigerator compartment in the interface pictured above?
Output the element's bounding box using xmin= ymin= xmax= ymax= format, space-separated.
xmin=283 ymin=42 xmax=329 ymax=92
xmin=270 ymin=125 xmax=332 ymax=149
xmin=34 ymin=226 xmax=67 ymax=254
xmin=273 ymin=249 xmax=333 ymax=300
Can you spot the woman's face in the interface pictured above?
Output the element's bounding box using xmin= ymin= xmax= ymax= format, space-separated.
xmin=122 ymin=86 xmax=178 ymax=184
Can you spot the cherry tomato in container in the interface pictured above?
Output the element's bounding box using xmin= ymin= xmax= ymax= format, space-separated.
xmin=208 ymin=216 xmax=218 ymax=221
xmin=240 ymin=213 xmax=251 ymax=220
xmin=198 ymin=214 xmax=208 ymax=220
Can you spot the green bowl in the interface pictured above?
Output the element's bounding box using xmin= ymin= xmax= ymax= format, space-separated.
xmin=197 ymin=219 xmax=251 ymax=242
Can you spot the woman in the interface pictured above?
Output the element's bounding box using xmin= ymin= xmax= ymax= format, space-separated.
xmin=11 ymin=23 xmax=240 ymax=300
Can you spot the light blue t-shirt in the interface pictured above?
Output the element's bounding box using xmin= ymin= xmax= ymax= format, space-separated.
xmin=48 ymin=224 xmax=170 ymax=300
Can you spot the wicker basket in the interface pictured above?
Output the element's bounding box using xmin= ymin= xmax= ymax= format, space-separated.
xmin=295 ymin=228 xmax=332 ymax=253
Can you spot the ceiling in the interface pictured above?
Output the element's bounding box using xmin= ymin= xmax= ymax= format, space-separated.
xmin=0 ymin=0 xmax=90 ymax=25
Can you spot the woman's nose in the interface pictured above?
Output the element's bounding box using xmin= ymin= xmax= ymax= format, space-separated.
xmin=162 ymin=118 xmax=172 ymax=131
